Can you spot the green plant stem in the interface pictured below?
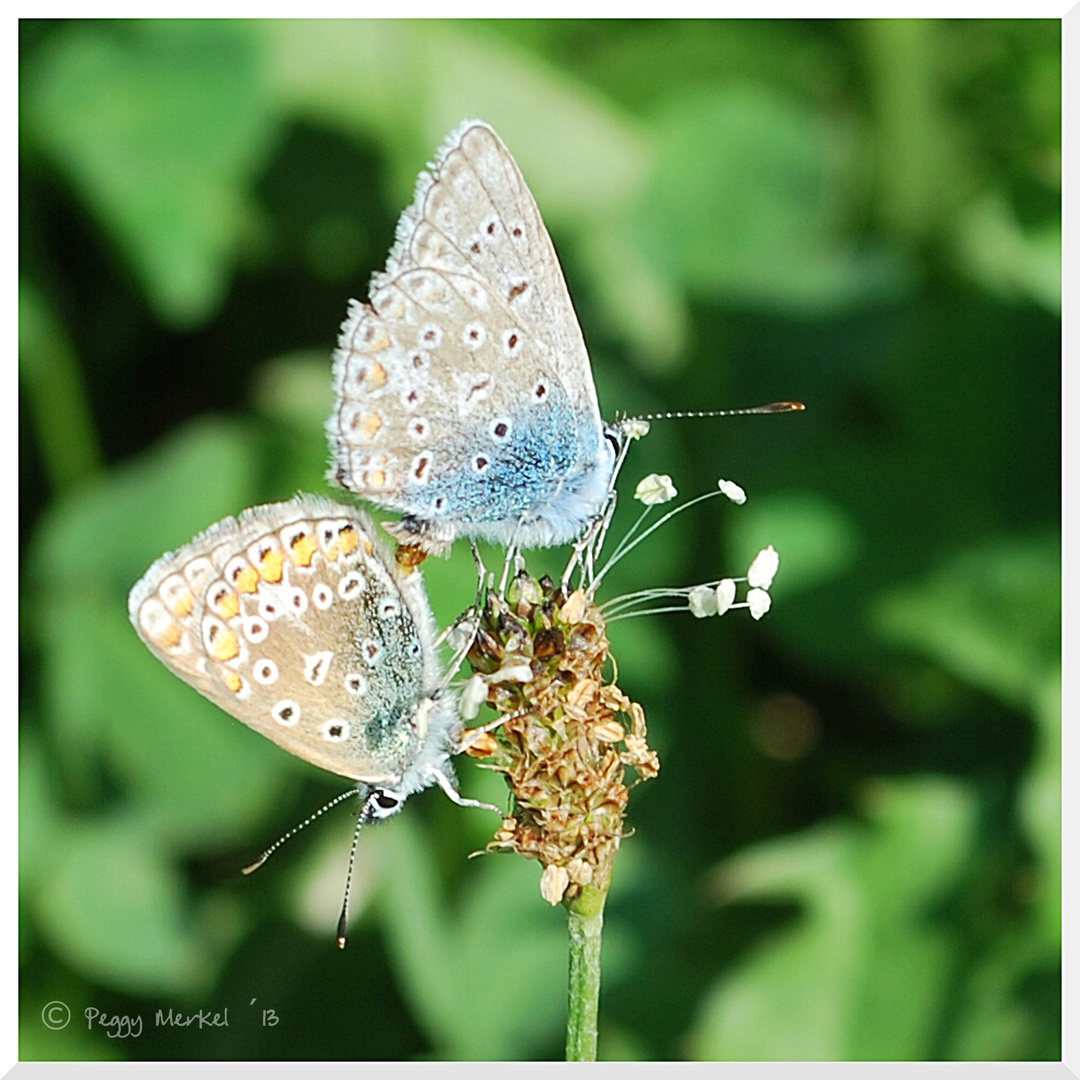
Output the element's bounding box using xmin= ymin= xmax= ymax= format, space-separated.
xmin=565 ymin=885 xmax=607 ymax=1061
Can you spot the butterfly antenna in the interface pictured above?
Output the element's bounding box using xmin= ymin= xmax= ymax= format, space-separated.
xmin=336 ymin=795 xmax=376 ymax=949
xmin=241 ymin=788 xmax=360 ymax=875
xmin=629 ymin=401 xmax=805 ymax=422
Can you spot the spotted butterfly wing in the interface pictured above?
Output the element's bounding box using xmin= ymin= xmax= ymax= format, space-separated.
xmin=326 ymin=120 xmax=615 ymax=555
xmin=127 ymin=496 xmax=457 ymax=795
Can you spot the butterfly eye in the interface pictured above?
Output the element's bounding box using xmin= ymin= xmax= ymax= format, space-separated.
xmin=369 ymin=791 xmax=402 ymax=819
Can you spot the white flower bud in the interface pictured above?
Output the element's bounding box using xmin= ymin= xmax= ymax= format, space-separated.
xmin=559 ymin=590 xmax=587 ymax=624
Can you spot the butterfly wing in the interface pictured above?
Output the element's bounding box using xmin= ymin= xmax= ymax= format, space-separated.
xmin=128 ymin=496 xmax=447 ymax=785
xmin=326 ymin=120 xmax=613 ymax=552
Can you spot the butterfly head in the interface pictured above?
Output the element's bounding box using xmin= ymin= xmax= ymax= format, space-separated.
xmin=362 ymin=786 xmax=407 ymax=822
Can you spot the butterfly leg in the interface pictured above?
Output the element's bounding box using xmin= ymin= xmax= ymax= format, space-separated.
xmin=429 ymin=765 xmax=503 ymax=815
xmin=587 ymin=490 xmax=620 ymax=582
xmin=563 ymin=423 xmax=638 ymax=590
xmin=431 ymin=543 xmax=490 ymax=686
xmin=497 ymin=543 xmax=525 ymax=597
xmin=460 ymin=707 xmax=525 ymax=746
xmin=562 ymin=512 xmax=602 ymax=591
xmin=470 ymin=539 xmax=491 ymax=610
xmin=561 ymin=534 xmax=584 ymax=589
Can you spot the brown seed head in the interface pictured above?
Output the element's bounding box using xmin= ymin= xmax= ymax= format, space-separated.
xmin=467 ymin=572 xmax=658 ymax=904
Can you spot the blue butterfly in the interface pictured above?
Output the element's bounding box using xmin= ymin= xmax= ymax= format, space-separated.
xmin=325 ymin=120 xmax=616 ymax=556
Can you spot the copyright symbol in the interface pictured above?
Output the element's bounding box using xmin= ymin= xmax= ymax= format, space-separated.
xmin=42 ymin=1001 xmax=70 ymax=1029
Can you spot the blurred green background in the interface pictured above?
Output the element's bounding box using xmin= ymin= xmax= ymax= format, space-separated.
xmin=19 ymin=18 xmax=1060 ymax=1062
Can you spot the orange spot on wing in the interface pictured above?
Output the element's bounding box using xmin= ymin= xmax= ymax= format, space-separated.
xmin=233 ymin=565 xmax=259 ymax=593
xmin=338 ymin=526 xmax=360 ymax=555
xmin=210 ymin=589 xmax=240 ymax=619
xmin=289 ymin=532 xmax=318 ymax=567
xmin=212 ymin=628 xmax=240 ymax=662
xmin=170 ymin=590 xmax=194 ymax=618
xmin=357 ymin=413 xmax=383 ymax=441
xmin=258 ymin=549 xmax=284 ymax=583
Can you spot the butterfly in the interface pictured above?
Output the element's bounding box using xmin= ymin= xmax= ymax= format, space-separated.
xmin=128 ymin=496 xmax=488 ymax=823
xmin=325 ymin=119 xmax=617 ymax=556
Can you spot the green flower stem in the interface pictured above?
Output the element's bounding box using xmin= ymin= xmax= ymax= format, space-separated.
xmin=565 ymin=885 xmax=608 ymax=1062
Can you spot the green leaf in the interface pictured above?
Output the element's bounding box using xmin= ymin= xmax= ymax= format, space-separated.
xmin=24 ymin=21 xmax=278 ymax=326
xmin=19 ymin=733 xmax=60 ymax=893
xmin=29 ymin=417 xmax=261 ymax=594
xmin=28 ymin=418 xmax=295 ymax=842
xmin=946 ymin=925 xmax=1060 ymax=1060
xmin=377 ymin=816 xmax=568 ymax=1059
xmin=952 ymin=193 xmax=1061 ymax=314
xmin=261 ymin=20 xmax=648 ymax=215
xmin=874 ymin=532 xmax=1061 ymax=710
xmin=20 ymin=1006 xmax=126 ymax=1062
xmin=635 ymin=86 xmax=905 ymax=313
xmin=1018 ymin=672 xmax=1061 ymax=952
xmin=32 ymin=813 xmax=219 ymax=995
xmin=259 ymin=20 xmax=672 ymax=366
xmin=689 ymin=777 xmax=977 ymax=1060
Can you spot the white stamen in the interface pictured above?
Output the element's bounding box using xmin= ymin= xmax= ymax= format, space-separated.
xmin=445 ymin=618 xmax=477 ymax=653
xmin=489 ymin=663 xmax=533 ymax=684
xmin=621 ymin=419 xmax=650 ymax=440
xmin=747 ymin=545 xmax=780 ymax=590
xmin=717 ymin=478 xmax=747 ymax=505
xmin=460 ymin=674 xmax=488 ymax=720
xmin=747 ymin=588 xmax=772 ymax=620
xmin=540 ymin=864 xmax=570 ymax=905
xmin=688 ymin=585 xmax=719 ymax=618
xmin=715 ymin=579 xmax=737 ymax=615
xmin=634 ymin=473 xmax=677 ymax=506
